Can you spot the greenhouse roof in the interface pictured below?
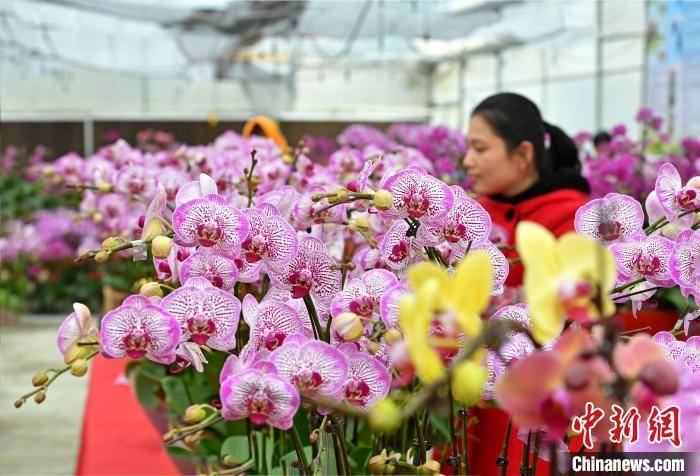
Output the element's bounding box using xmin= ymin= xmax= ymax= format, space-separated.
xmin=1 ymin=0 xmax=595 ymax=78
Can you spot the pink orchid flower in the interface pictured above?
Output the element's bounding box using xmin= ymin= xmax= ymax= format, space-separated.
xmin=161 ymin=277 xmax=241 ymax=351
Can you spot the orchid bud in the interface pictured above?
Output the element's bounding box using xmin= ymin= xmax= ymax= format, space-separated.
xmin=366 ymin=340 xmax=380 ymax=355
xmin=373 ymin=190 xmax=393 ymax=211
xmin=451 ymin=361 xmax=487 ymax=406
xmin=34 ymin=391 xmax=47 ymax=404
xmin=78 ymin=250 xmax=91 ymax=261
xmin=184 ymin=430 xmax=202 ymax=448
xmin=71 ymin=358 xmax=89 ymax=377
xmin=142 ymin=220 xmax=166 ymax=242
xmin=384 ymin=328 xmax=402 ymax=346
xmin=335 ymin=189 xmax=350 ymax=203
xmin=351 ymin=216 xmax=371 ymax=232
xmin=14 ymin=399 xmax=23 ymax=408
xmin=369 ymin=399 xmax=400 ymax=432
xmin=43 ymin=166 xmax=56 ymax=177
xmin=97 ymin=181 xmax=114 ymax=193
xmin=102 ymin=237 xmax=121 ymax=250
xmin=32 ymin=371 xmax=49 ymax=387
xmin=332 ymin=313 xmax=363 ymax=342
xmin=282 ymin=154 xmax=294 ymax=165
xmin=92 ymin=212 xmax=104 ymax=223
xmin=94 ymin=250 xmax=110 ymax=263
xmin=163 ymin=430 xmax=176 ymax=443
xmin=309 ymin=431 xmax=319 ymax=444
xmin=65 ymin=342 xmax=91 ymax=364
xmin=151 ymin=236 xmax=173 ymax=259
xmin=327 ymin=188 xmax=343 ymax=204
xmin=139 ymin=282 xmax=163 ymax=298
xmin=418 ymin=460 xmax=442 ymax=475
xmin=368 ymin=453 xmax=392 ymax=475
xmin=184 ymin=404 xmax=207 ymax=424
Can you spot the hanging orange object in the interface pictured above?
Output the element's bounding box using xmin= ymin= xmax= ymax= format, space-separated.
xmin=242 ymin=116 xmax=289 ymax=151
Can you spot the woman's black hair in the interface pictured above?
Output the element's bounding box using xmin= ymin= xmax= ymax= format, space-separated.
xmin=471 ymin=92 xmax=581 ymax=177
xmin=593 ymin=131 xmax=612 ymax=147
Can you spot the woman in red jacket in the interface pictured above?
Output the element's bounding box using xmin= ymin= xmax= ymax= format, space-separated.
xmin=462 ymin=93 xmax=589 ymax=475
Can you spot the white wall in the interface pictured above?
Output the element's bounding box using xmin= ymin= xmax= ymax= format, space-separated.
xmin=0 ymin=57 xmax=431 ymax=122
xmin=430 ymin=1 xmax=648 ymax=138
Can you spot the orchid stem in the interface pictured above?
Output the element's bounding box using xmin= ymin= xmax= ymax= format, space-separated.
xmin=303 ymin=294 xmax=327 ymax=342
xmin=531 ymin=432 xmax=542 ymax=475
xmin=460 ymin=408 xmax=470 ymax=475
xmin=448 ymin=383 xmax=461 ymax=475
xmin=245 ymin=149 xmax=258 ymax=208
xmin=521 ymin=431 xmax=532 ymax=476
xmin=497 ymin=418 xmax=512 ymax=476
xmin=15 ymin=350 xmax=99 ymax=407
xmin=288 ymin=426 xmax=310 ymax=476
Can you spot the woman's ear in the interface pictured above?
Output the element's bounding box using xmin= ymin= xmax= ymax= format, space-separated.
xmin=514 ymin=141 xmax=536 ymax=172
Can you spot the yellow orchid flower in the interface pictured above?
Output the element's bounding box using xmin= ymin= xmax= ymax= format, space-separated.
xmin=399 ymin=252 xmax=493 ymax=384
xmin=515 ymin=222 xmax=616 ymax=344
xmin=399 ymin=281 xmax=446 ymax=384
xmin=407 ymin=251 xmax=492 ymax=337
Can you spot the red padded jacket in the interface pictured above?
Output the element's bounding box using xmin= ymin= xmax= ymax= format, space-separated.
xmin=479 ymin=174 xmax=590 ymax=287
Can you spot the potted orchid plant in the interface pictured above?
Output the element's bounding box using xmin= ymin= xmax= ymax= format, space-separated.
xmin=13 ymin=121 xmax=700 ymax=475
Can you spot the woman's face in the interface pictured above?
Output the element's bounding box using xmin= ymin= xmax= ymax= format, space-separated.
xmin=463 ymin=114 xmax=533 ymax=196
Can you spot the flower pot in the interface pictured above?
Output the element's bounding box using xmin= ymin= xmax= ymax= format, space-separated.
xmin=615 ymin=309 xmax=679 ymax=335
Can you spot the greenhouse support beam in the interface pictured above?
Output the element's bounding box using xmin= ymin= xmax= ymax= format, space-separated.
xmin=83 ymin=117 xmax=94 ymax=157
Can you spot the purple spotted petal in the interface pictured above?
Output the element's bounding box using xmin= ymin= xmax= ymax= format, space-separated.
xmin=161 ymin=277 xmax=241 ymax=351
xmin=380 ymin=220 xmax=424 ymax=271
xmin=380 ymin=282 xmax=410 ymax=328
xmin=100 ymin=295 xmax=180 ymax=362
xmin=267 ymin=240 xmax=341 ymax=303
xmin=668 ymin=229 xmax=700 ymax=298
xmin=116 ymin=165 xmax=155 ymax=198
xmin=220 ymin=368 xmax=300 ymax=430
xmin=172 ymin=194 xmax=249 ymax=250
xmin=330 ymin=269 xmax=399 ymax=319
xmin=652 ymin=331 xmax=677 ymax=348
xmin=269 ymin=340 xmax=349 ymax=398
xmin=656 ymin=163 xmax=699 ymax=224
xmin=490 ymin=303 xmax=531 ymax=335
xmin=379 ymin=167 xmax=454 ymax=223
xmin=609 ymin=234 xmax=675 ymax=286
xmin=338 ymin=345 xmax=391 ymax=411
xmin=242 ymin=206 xmax=298 ymax=267
xmin=491 ymin=333 xmax=536 ymax=379
xmin=416 ymin=195 xmax=491 ymax=248
xmin=352 ymin=246 xmax=387 ymax=273
xmin=175 ymin=173 xmax=218 ymax=208
xmin=179 ymin=248 xmax=239 ymax=291
xmin=219 ymin=348 xmax=274 ymax=383
xmin=242 ymin=294 xmax=304 ymax=352
xmin=357 ymin=158 xmax=380 ymax=192
xmin=574 ymin=193 xmax=644 ymax=243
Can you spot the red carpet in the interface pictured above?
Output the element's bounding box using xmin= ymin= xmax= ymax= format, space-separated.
xmin=76 ymin=355 xmax=181 ymax=476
